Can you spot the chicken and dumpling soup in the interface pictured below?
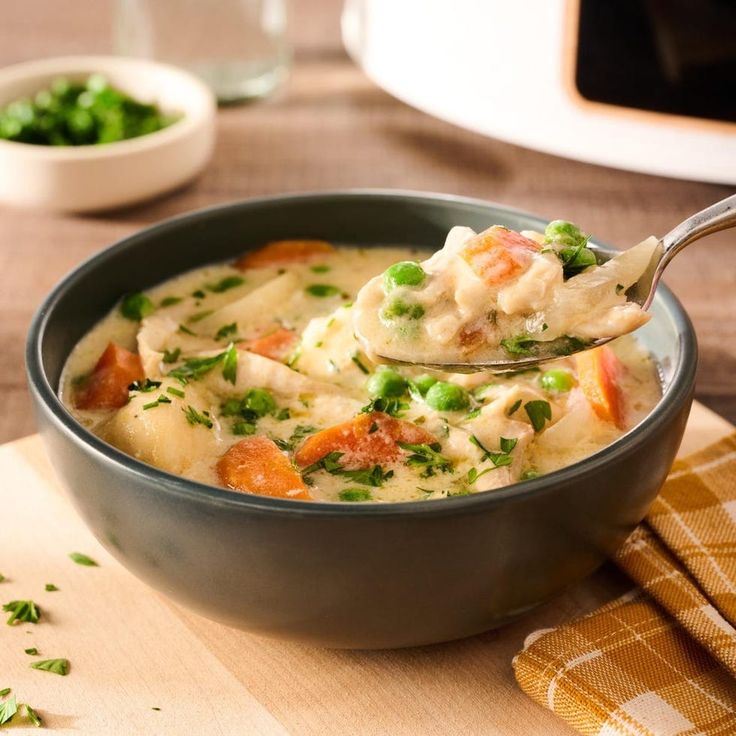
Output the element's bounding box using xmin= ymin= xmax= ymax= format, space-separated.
xmin=61 ymin=233 xmax=661 ymax=503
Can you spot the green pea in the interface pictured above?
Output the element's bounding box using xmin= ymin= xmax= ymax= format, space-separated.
xmin=412 ymin=374 xmax=438 ymax=396
xmin=339 ymin=488 xmax=373 ymax=502
xmin=381 ymin=299 xmax=425 ymax=321
xmin=244 ymin=388 xmax=276 ymax=417
xmin=544 ymin=220 xmax=586 ymax=248
xmin=425 ymin=381 xmax=470 ymax=412
xmin=383 ymin=261 xmax=426 ymax=291
xmin=540 ymin=369 xmax=574 ymax=393
xmin=120 ymin=291 xmax=155 ymax=321
xmin=367 ymin=369 xmax=407 ymax=398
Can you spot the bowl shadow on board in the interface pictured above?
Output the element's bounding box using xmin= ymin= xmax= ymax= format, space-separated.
xmin=26 ymin=191 xmax=697 ymax=649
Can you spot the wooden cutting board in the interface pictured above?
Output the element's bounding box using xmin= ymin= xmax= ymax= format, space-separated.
xmin=0 ymin=402 xmax=732 ymax=735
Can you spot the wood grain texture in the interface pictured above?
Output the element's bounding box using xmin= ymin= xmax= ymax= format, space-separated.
xmin=0 ymin=403 xmax=730 ymax=735
xmin=1 ymin=0 xmax=734 ymax=445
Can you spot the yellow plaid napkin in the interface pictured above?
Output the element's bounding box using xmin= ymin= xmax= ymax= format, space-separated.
xmin=514 ymin=434 xmax=736 ymax=736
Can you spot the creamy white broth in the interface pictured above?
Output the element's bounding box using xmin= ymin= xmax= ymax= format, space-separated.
xmin=61 ymin=241 xmax=661 ymax=503
xmin=353 ymin=224 xmax=659 ymax=366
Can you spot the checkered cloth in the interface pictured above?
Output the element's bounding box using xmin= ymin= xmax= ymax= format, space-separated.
xmin=514 ymin=434 xmax=736 ymax=736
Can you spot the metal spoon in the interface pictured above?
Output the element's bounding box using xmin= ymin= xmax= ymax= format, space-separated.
xmin=377 ymin=193 xmax=736 ymax=373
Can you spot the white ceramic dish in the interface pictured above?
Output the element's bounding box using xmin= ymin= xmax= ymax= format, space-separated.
xmin=0 ymin=56 xmax=216 ymax=212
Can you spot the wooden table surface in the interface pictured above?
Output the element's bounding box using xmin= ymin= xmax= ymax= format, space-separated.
xmin=1 ymin=0 xmax=734 ymax=448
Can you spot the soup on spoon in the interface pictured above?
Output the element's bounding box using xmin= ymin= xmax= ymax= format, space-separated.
xmin=352 ymin=221 xmax=659 ymax=369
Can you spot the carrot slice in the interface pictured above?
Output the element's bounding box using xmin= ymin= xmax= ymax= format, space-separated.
xmin=241 ymin=327 xmax=298 ymax=362
xmin=294 ymin=412 xmax=436 ymax=469
xmin=233 ymin=239 xmax=335 ymax=270
xmin=75 ymin=342 xmax=144 ymax=410
xmin=217 ymin=436 xmax=312 ymax=500
xmin=460 ymin=226 xmax=540 ymax=286
xmin=576 ymin=345 xmax=626 ymax=429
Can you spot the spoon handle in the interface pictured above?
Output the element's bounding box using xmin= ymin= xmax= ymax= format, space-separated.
xmin=661 ymin=192 xmax=736 ymax=264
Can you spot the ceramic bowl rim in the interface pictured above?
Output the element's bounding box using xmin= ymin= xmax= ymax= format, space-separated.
xmin=25 ymin=189 xmax=698 ymax=517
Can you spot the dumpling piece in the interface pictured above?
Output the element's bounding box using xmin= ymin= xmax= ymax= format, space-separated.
xmin=353 ymin=220 xmax=658 ymax=366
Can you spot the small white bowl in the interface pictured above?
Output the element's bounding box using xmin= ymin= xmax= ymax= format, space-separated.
xmin=0 ymin=56 xmax=216 ymax=212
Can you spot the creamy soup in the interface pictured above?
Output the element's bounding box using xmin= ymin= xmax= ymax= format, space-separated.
xmin=61 ymin=238 xmax=661 ymax=503
xmin=353 ymin=221 xmax=659 ymax=366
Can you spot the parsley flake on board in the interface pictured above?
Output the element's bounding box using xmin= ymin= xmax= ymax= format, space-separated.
xmin=398 ymin=442 xmax=454 ymax=478
xmin=207 ymin=275 xmax=245 ymax=293
xmin=25 ymin=704 xmax=42 ymax=727
xmin=0 ymin=696 xmax=17 ymax=726
xmin=0 ymin=573 xmax=5 ymax=583
xmin=30 ymin=658 xmax=69 ymax=676
xmin=3 ymin=600 xmax=40 ymax=625
xmin=69 ymin=552 xmax=98 ymax=567
xmin=24 ymin=648 xmax=38 ymax=656
xmin=524 ymin=400 xmax=552 ymax=432
xmin=44 ymin=583 xmax=58 ymax=592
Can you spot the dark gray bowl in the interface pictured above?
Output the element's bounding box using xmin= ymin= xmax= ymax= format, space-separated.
xmin=26 ymin=191 xmax=696 ymax=649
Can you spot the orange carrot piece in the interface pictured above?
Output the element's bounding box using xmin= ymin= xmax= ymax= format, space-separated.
xmin=233 ymin=239 xmax=335 ymax=270
xmin=75 ymin=342 xmax=144 ymax=410
xmin=242 ymin=328 xmax=298 ymax=362
xmin=576 ymin=345 xmax=626 ymax=429
xmin=217 ymin=436 xmax=312 ymax=500
xmin=294 ymin=412 xmax=436 ymax=469
xmin=460 ymin=226 xmax=539 ymax=286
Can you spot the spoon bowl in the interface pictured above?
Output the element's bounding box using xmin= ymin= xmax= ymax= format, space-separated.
xmin=370 ymin=193 xmax=736 ymax=373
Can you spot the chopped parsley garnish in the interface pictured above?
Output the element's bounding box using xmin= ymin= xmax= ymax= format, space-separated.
xmin=182 ymin=405 xmax=213 ymax=429
xmin=276 ymin=424 xmax=318 ymax=452
xmin=398 ymin=442 xmax=453 ymax=478
xmin=162 ymin=347 xmax=181 ymax=364
xmin=465 ymin=407 xmax=481 ymax=420
xmin=222 ymin=344 xmax=238 ymax=384
xmin=215 ymin=322 xmax=237 ymax=340
xmin=310 ymin=264 xmax=330 ymax=273
xmin=191 ymin=289 xmax=206 ymax=299
xmin=142 ymin=394 xmax=172 ymax=410
xmin=360 ymin=397 xmax=408 ymax=418
xmin=469 ymin=435 xmax=517 ymax=468
xmin=351 ymin=352 xmax=370 ymax=375
xmin=24 ymin=648 xmax=38 ymax=656
xmin=302 ymin=452 xmax=393 ymax=487
xmin=616 ymin=283 xmax=625 ymax=295
xmin=188 ymin=309 xmax=214 ymax=323
xmin=551 ymin=335 xmax=592 ymax=356
xmin=30 ymin=658 xmax=69 ymax=676
xmin=166 ymin=386 xmax=185 ymax=398
xmin=0 ymin=690 xmax=9 ymax=698
xmin=69 ymin=552 xmax=98 ymax=567
xmin=168 ymin=347 xmax=236 ymax=384
xmin=506 ymin=398 xmax=522 ymax=416
xmin=521 ymin=469 xmax=541 ymax=480
xmin=0 ymin=573 xmax=5 ymax=583
xmin=128 ymin=378 xmax=161 ymax=394
xmin=3 ymin=600 xmax=40 ymax=625
xmin=275 ymin=408 xmax=291 ymax=421
xmin=207 ymin=275 xmax=245 ymax=293
xmin=305 ymin=284 xmax=339 ymax=298
xmin=44 ymin=584 xmax=58 ymax=592
xmin=524 ymin=400 xmax=552 ymax=432
xmin=178 ymin=324 xmax=196 ymax=336
xmin=339 ymin=488 xmax=372 ymax=502
xmin=160 ymin=296 xmax=182 ymax=307
xmin=120 ymin=292 xmax=154 ymax=321
xmin=500 ymin=335 xmax=538 ymax=356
